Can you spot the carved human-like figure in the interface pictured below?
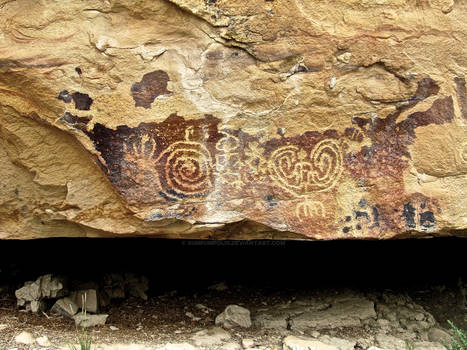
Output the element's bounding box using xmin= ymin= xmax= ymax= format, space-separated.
xmin=268 ymin=139 xmax=343 ymax=221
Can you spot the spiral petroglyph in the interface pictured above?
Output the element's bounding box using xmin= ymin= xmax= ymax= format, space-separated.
xmin=157 ymin=129 xmax=214 ymax=199
xmin=309 ymin=139 xmax=343 ymax=192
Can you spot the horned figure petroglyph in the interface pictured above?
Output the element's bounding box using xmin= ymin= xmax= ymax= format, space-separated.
xmin=268 ymin=139 xmax=343 ymax=221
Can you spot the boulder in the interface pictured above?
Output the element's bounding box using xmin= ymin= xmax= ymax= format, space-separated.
xmin=215 ymin=305 xmax=252 ymax=329
xmin=0 ymin=0 xmax=466 ymax=240
xmin=15 ymin=274 xmax=65 ymax=313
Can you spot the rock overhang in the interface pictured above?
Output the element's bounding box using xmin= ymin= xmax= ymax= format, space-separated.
xmin=0 ymin=0 xmax=466 ymax=240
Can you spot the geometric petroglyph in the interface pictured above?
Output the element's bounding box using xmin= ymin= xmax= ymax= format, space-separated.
xmin=157 ymin=127 xmax=214 ymax=200
xmin=268 ymin=138 xmax=343 ymax=220
xmin=268 ymin=139 xmax=343 ymax=196
xmin=215 ymin=132 xmax=243 ymax=189
xmin=296 ymin=200 xmax=326 ymax=222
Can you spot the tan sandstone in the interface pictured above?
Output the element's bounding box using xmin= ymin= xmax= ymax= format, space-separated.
xmin=0 ymin=0 xmax=466 ymax=240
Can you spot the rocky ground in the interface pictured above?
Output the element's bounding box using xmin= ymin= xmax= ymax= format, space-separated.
xmin=0 ymin=281 xmax=465 ymax=350
xmin=0 ymin=238 xmax=465 ymax=350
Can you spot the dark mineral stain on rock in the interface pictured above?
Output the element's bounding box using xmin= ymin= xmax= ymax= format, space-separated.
xmin=71 ymin=92 xmax=93 ymax=110
xmin=60 ymin=112 xmax=91 ymax=131
xmin=87 ymin=114 xmax=222 ymax=206
xmin=57 ymin=90 xmax=72 ymax=103
xmin=131 ymin=70 xmax=172 ymax=109
xmin=420 ymin=211 xmax=436 ymax=229
xmin=403 ymin=202 xmax=416 ymax=228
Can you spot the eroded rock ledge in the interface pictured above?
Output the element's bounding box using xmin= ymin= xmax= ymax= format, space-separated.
xmin=0 ymin=0 xmax=466 ymax=240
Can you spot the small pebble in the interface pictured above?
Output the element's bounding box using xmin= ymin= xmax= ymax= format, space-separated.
xmin=242 ymin=338 xmax=255 ymax=348
xmin=110 ymin=326 xmax=119 ymax=331
xmin=36 ymin=335 xmax=52 ymax=346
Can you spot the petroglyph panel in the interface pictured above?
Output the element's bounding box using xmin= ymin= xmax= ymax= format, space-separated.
xmin=74 ymin=76 xmax=461 ymax=238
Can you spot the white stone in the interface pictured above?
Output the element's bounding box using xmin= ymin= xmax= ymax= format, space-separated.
xmin=221 ymin=342 xmax=242 ymax=350
xmin=319 ymin=335 xmax=356 ymax=350
xmin=375 ymin=334 xmax=406 ymax=350
xmin=242 ymin=338 xmax=255 ymax=348
xmin=330 ymin=77 xmax=337 ymax=89
xmin=283 ymin=335 xmax=339 ymax=350
xmin=15 ymin=331 xmax=35 ymax=345
xmin=337 ymin=52 xmax=352 ymax=63
xmin=36 ymin=335 xmax=52 ymax=346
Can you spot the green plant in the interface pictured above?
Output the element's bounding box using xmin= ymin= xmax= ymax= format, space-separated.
xmin=68 ymin=328 xmax=93 ymax=350
xmin=68 ymin=293 xmax=93 ymax=350
xmin=442 ymin=321 xmax=467 ymax=350
xmin=406 ymin=340 xmax=415 ymax=350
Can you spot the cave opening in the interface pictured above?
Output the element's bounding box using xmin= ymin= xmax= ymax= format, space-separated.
xmin=0 ymin=237 xmax=465 ymax=348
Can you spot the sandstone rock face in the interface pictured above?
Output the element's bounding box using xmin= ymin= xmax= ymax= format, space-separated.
xmin=0 ymin=0 xmax=466 ymax=240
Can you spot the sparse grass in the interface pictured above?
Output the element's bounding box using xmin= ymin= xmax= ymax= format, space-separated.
xmin=68 ymin=328 xmax=93 ymax=350
xmin=442 ymin=321 xmax=467 ymax=350
xmin=68 ymin=293 xmax=93 ymax=350
xmin=406 ymin=321 xmax=467 ymax=350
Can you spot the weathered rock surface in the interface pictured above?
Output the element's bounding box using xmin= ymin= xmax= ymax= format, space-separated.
xmin=0 ymin=0 xmax=466 ymax=240
xmin=253 ymin=294 xmax=376 ymax=331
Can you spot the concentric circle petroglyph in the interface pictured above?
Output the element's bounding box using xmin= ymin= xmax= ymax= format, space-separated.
xmin=157 ymin=141 xmax=214 ymax=198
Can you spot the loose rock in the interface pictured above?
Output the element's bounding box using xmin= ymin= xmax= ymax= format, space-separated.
xmin=242 ymin=338 xmax=255 ymax=348
xmin=73 ymin=313 xmax=109 ymax=328
xmin=191 ymin=327 xmax=231 ymax=347
xmin=283 ymin=336 xmax=339 ymax=350
xmin=51 ymin=297 xmax=79 ymax=317
xmin=14 ymin=331 xmax=35 ymax=345
xmin=221 ymin=342 xmax=242 ymax=350
xmin=216 ymin=305 xmax=252 ymax=329
xmin=36 ymin=335 xmax=52 ymax=346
